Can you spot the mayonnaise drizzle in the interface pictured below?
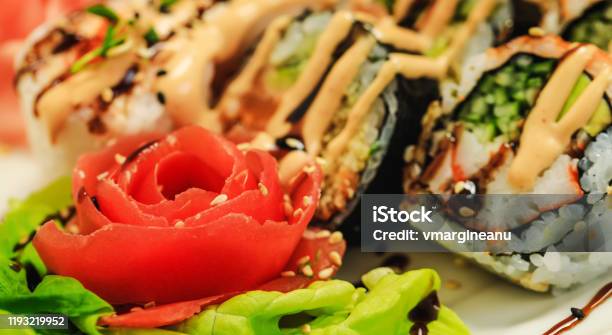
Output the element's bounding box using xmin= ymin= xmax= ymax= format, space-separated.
xmin=417 ymin=0 xmax=459 ymax=38
xmin=266 ymin=11 xmax=355 ymax=137
xmin=508 ymin=46 xmax=612 ymax=191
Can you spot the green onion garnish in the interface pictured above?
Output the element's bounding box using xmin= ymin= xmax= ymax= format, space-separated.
xmin=87 ymin=4 xmax=119 ymax=23
xmin=144 ymin=27 xmax=160 ymax=47
xmin=70 ymin=25 xmax=125 ymax=74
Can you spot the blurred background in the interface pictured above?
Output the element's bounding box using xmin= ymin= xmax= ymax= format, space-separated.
xmin=0 ymin=0 xmax=90 ymax=148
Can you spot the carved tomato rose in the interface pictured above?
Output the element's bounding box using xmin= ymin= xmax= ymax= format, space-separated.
xmin=34 ymin=126 xmax=324 ymax=305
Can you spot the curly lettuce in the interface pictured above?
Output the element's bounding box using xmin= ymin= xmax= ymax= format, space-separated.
xmin=0 ymin=177 xmax=114 ymax=335
xmin=176 ymin=268 xmax=469 ymax=335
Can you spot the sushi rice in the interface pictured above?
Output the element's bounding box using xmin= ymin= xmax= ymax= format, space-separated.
xmin=403 ymin=35 xmax=612 ymax=292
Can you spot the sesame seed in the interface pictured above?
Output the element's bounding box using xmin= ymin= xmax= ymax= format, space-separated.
xmin=301 ymin=324 xmax=311 ymax=334
xmin=458 ymin=206 xmax=475 ymax=217
xmin=156 ymin=69 xmax=167 ymax=77
xmin=346 ymin=188 xmax=355 ymax=198
xmin=329 ymin=251 xmax=342 ymax=266
xmin=284 ymin=201 xmax=294 ymax=218
xmin=115 ymin=153 xmax=126 ymax=164
xmin=174 ymin=220 xmax=185 ymax=228
xmin=303 ymin=195 xmax=312 ymax=206
xmin=130 ymin=307 xmax=144 ymax=312
xmin=303 ymin=165 xmax=316 ymax=173
xmin=329 ymin=231 xmax=343 ymax=244
xmin=97 ymin=171 xmax=109 ymax=181
xmin=78 ymin=170 xmax=86 ymax=179
xmin=286 ymin=138 xmax=303 ymax=150
xmin=258 ymin=183 xmax=269 ymax=196
xmin=101 ymin=88 xmax=113 ymax=102
xmin=571 ymin=307 xmax=585 ymax=320
xmin=210 ymin=194 xmax=228 ymax=206
xmin=156 ymin=91 xmax=166 ymax=104
xmin=301 ymin=264 xmax=313 ymax=277
xmin=281 ymin=271 xmax=296 ymax=277
xmin=195 ymin=213 xmax=202 ymax=220
xmin=302 ymin=230 xmax=317 ymax=240
xmin=297 ymin=255 xmax=310 ymax=265
xmin=528 ymin=26 xmax=545 ymax=37
xmin=166 ymin=135 xmax=177 ymax=145
xmin=318 ymin=267 xmax=334 ymax=280
xmin=315 ymin=157 xmax=327 ymax=166
xmin=293 ymin=208 xmax=304 ymax=218
xmin=106 ymin=138 xmax=117 ymax=147
xmin=236 ymin=143 xmax=250 ymax=150
xmin=315 ymin=230 xmax=331 ymax=238
xmin=144 ymin=301 xmax=156 ymax=308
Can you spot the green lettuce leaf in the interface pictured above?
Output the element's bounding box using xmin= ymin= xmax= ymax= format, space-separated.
xmin=176 ymin=268 xmax=470 ymax=335
xmin=0 ymin=275 xmax=113 ymax=335
xmin=0 ymin=176 xmax=72 ymax=260
xmin=0 ymin=177 xmax=114 ymax=334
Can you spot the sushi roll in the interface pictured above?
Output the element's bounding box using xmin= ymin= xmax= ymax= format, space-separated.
xmin=561 ymin=0 xmax=612 ymax=52
xmin=216 ymin=8 xmax=444 ymax=229
xmin=347 ymin=0 xmax=515 ymax=58
xmin=403 ymin=34 xmax=612 ymax=291
xmin=16 ymin=0 xmax=338 ymax=177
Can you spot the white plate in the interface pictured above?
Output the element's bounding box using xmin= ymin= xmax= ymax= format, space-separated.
xmin=1 ymin=151 xmax=611 ymax=334
xmin=338 ymin=249 xmax=612 ymax=334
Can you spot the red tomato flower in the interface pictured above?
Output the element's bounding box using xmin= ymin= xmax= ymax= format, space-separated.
xmin=33 ymin=126 xmax=323 ymax=305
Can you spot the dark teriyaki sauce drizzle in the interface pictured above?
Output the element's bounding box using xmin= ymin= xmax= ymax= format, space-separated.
xmin=408 ymin=291 xmax=440 ymax=335
xmin=544 ymin=282 xmax=612 ymax=335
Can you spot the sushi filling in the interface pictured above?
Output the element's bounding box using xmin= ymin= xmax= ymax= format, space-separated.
xmin=456 ymin=54 xmax=556 ymax=141
xmin=317 ymin=44 xmax=393 ymax=221
xmin=220 ymin=11 xmax=333 ymax=130
xmin=563 ymin=1 xmax=612 ymax=51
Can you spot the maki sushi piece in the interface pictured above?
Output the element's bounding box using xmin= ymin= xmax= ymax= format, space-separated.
xmin=348 ymin=0 xmax=515 ymax=58
xmin=15 ymin=0 xmax=221 ymax=176
xmin=216 ymin=8 xmax=442 ymax=229
xmin=16 ymin=0 xmax=338 ymax=177
xmin=403 ymin=34 xmax=612 ymax=291
xmin=561 ymin=0 xmax=612 ymax=52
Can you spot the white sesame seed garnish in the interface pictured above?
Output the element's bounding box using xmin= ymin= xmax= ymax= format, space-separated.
xmin=210 ymin=194 xmax=228 ymax=206
xmin=301 ymin=324 xmax=311 ymax=334
xmin=315 ymin=157 xmax=327 ymax=166
xmin=302 ymin=195 xmax=312 ymax=206
xmin=329 ymin=231 xmax=343 ymax=245
xmin=318 ymin=267 xmax=334 ymax=280
xmin=97 ymin=171 xmax=109 ymax=181
xmin=144 ymin=301 xmax=156 ymax=309
xmin=78 ymin=170 xmax=86 ymax=179
xmin=166 ymin=135 xmax=177 ymax=145
xmin=528 ymin=26 xmax=545 ymax=37
xmin=258 ymin=183 xmax=269 ymax=196
xmin=458 ymin=206 xmax=475 ymax=217
xmin=106 ymin=138 xmax=117 ymax=147
xmin=130 ymin=307 xmax=144 ymax=312
xmin=301 ymin=264 xmax=313 ymax=277
xmin=329 ymin=251 xmax=342 ymax=266
xmin=281 ymin=271 xmax=296 ymax=277
xmin=297 ymin=255 xmax=310 ymax=265
xmin=286 ymin=138 xmax=303 ymax=149
xmin=346 ymin=188 xmax=355 ymax=198
xmin=303 ymin=165 xmax=316 ymax=173
xmin=195 ymin=213 xmax=202 ymax=220
xmin=236 ymin=143 xmax=250 ymax=150
xmin=454 ymin=181 xmax=465 ymax=194
xmin=293 ymin=208 xmax=304 ymax=218
xmin=302 ymin=230 xmax=317 ymax=240
xmin=174 ymin=220 xmax=185 ymax=228
xmin=115 ymin=153 xmax=126 ymax=164
xmin=284 ymin=200 xmax=294 ymax=218
xmin=315 ymin=230 xmax=331 ymax=239
xmin=101 ymin=88 xmax=113 ymax=102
